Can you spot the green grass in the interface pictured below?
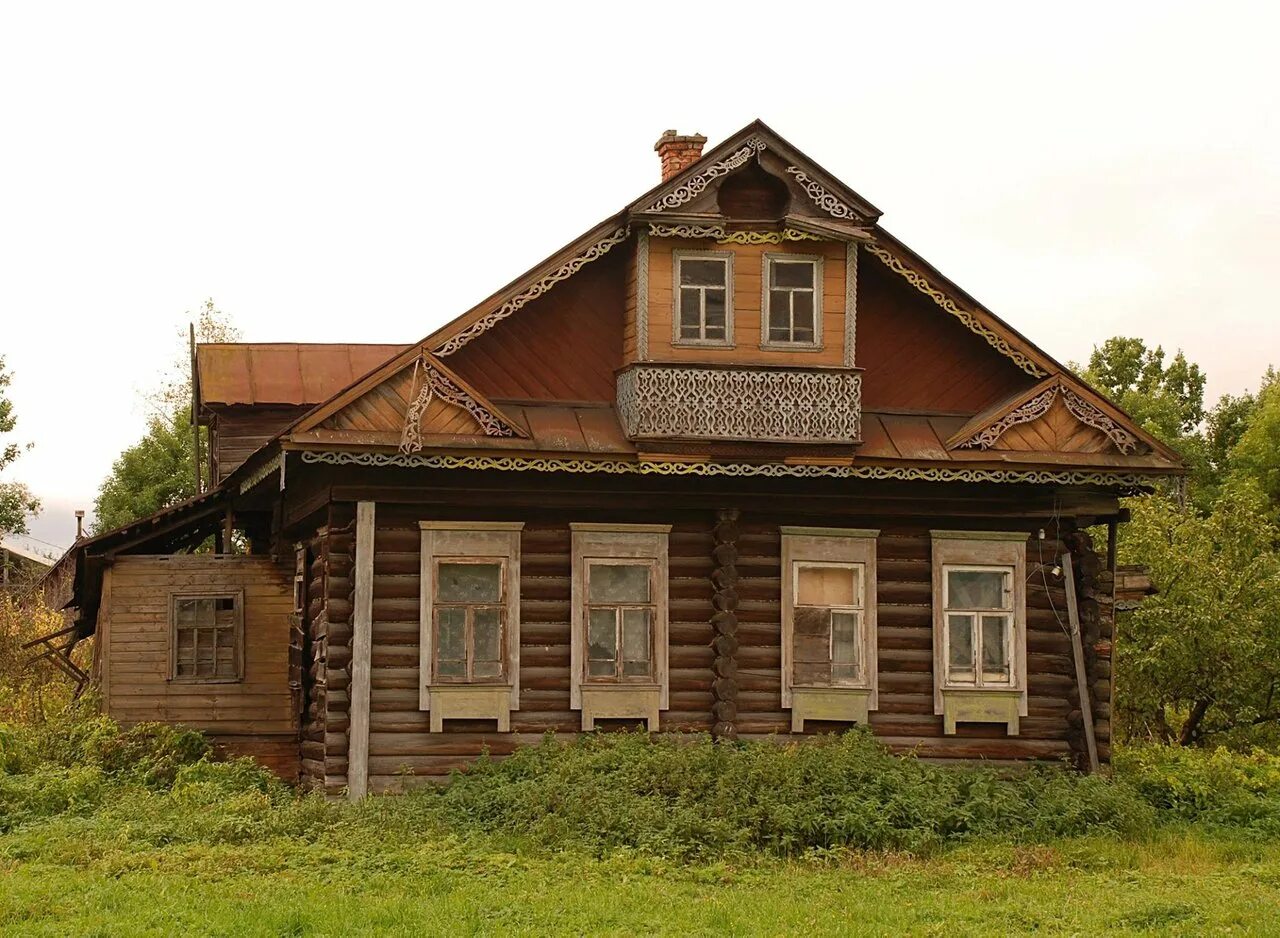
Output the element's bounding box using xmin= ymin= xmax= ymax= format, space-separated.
xmin=5 ymin=718 xmax=1280 ymax=934
xmin=3 ymin=830 xmax=1280 ymax=935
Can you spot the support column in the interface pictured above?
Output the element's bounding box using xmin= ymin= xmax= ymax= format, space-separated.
xmin=347 ymin=501 xmax=375 ymax=800
xmin=711 ymin=509 xmax=740 ymax=741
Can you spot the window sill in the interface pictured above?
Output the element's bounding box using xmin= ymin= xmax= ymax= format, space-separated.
xmin=938 ymin=687 xmax=1022 ymax=735
xmin=423 ymin=683 xmax=514 ymax=732
xmin=672 ymin=339 xmax=735 ymax=350
xmin=759 ymin=342 xmax=825 ymax=353
xmin=789 ymin=685 xmax=873 ymax=732
xmin=169 ymin=676 xmax=242 ymax=685
xmin=579 ymin=683 xmax=662 ymax=731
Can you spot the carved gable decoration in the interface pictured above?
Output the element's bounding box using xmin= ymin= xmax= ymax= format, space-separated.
xmin=950 ymin=379 xmax=1149 ymax=456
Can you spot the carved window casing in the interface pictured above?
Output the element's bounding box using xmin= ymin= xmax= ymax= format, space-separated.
xmin=781 ymin=528 xmax=878 ymax=731
xmin=616 ymin=363 xmax=861 ymax=445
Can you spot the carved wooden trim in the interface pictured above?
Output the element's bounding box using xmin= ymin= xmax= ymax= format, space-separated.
xmin=435 ymin=225 xmax=630 ymax=356
xmin=957 ymin=386 xmax=1060 ymax=450
xmin=786 ymin=166 xmax=862 ymax=220
xmin=616 ymin=364 xmax=861 ymax=444
xmin=1061 ymin=389 xmax=1141 ymax=455
xmin=716 ymin=229 xmax=821 ymax=245
xmin=710 ymin=509 xmax=740 ymax=740
xmin=644 ymin=137 xmax=767 ymax=212
xmin=844 ymin=244 xmax=858 ymax=368
xmin=299 ymin=449 xmax=1167 ymax=489
xmin=648 ymin=223 xmax=725 ymax=239
xmin=399 ymin=354 xmax=519 ymax=453
xmin=863 ymin=243 xmax=1047 ymax=378
xmin=635 ymin=228 xmax=650 ymax=361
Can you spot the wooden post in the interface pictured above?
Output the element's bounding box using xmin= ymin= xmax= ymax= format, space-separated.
xmin=347 ymin=501 xmax=375 ymax=800
xmin=1062 ymin=552 xmax=1100 ymax=773
xmin=190 ymin=323 xmax=201 ymax=495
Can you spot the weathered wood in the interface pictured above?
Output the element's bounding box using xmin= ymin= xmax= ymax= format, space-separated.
xmin=347 ymin=502 xmax=376 ymax=800
xmin=1062 ymin=552 xmax=1099 ymax=773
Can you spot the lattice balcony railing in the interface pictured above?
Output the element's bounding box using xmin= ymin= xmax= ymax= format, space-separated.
xmin=616 ymin=363 xmax=861 ymax=445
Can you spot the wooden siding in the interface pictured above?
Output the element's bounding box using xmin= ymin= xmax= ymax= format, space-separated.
xmin=211 ymin=405 xmax=308 ymax=482
xmin=312 ymin=492 xmax=1111 ymax=792
xmin=445 ymin=248 xmax=626 ymax=403
xmin=640 ymin=237 xmax=848 ymax=367
xmin=856 ymin=254 xmax=1036 ymax=413
xmin=100 ymin=555 xmax=299 ymax=776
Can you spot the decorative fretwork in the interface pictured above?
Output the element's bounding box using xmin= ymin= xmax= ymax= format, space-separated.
xmin=399 ymin=354 xmax=518 ymax=453
xmin=635 ymin=229 xmax=650 ymax=360
xmin=648 ymin=223 xmax=725 ymax=240
xmin=786 ymin=167 xmax=862 ymax=221
xmin=957 ymin=386 xmax=1060 ymax=450
xmin=434 ymin=226 xmax=630 ymax=356
xmin=844 ymin=244 xmax=858 ymax=368
xmin=239 ymin=452 xmax=283 ymax=495
xmin=955 ymin=383 xmax=1143 ymax=456
xmin=863 ymin=243 xmax=1047 ymax=378
xmin=616 ymin=364 xmax=861 ymax=444
xmin=645 ymin=137 xmax=767 ymax=212
xmin=715 ymin=229 xmax=822 ymax=245
xmin=1061 ymin=389 xmax=1142 ymax=455
xmin=299 ymin=448 xmax=1167 ymax=490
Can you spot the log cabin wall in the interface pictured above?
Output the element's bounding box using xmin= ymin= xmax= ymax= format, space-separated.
xmin=325 ymin=485 xmax=1104 ymax=793
xmin=98 ymin=554 xmax=299 ymax=779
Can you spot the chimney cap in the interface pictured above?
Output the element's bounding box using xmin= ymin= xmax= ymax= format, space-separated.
xmin=654 ymin=129 xmax=707 ymax=151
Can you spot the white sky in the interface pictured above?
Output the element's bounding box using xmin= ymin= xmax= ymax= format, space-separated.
xmin=1 ymin=1 xmax=1277 ymax=553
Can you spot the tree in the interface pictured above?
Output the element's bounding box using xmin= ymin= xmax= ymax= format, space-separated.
xmin=91 ymin=300 xmax=240 ymax=534
xmin=0 ymin=357 xmax=40 ymax=536
xmin=1116 ymin=480 xmax=1280 ymax=746
xmin=1228 ymin=369 xmax=1280 ymax=510
xmin=1080 ymin=337 xmax=1206 ymax=443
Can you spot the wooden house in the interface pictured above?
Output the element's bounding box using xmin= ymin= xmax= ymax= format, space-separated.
xmin=49 ymin=122 xmax=1182 ymax=794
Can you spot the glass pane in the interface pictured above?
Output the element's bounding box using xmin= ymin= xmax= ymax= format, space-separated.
xmin=681 ymin=258 xmax=725 ymax=287
xmin=797 ymin=565 xmax=857 ymax=607
xmin=474 ymin=607 xmax=503 ymax=671
xmin=589 ymin=564 xmax=649 ymax=603
xmin=437 ymin=562 xmax=502 ymax=603
xmin=792 ymin=291 xmax=814 ymax=332
xmin=704 ymin=290 xmax=725 ymax=330
xmin=948 ymin=613 xmax=976 ymax=681
xmin=175 ymin=600 xmax=196 ymax=627
xmin=436 ymin=606 xmax=467 ymax=676
xmin=680 ymin=288 xmax=701 ymax=336
xmin=621 ymin=608 xmax=651 ymax=677
xmin=793 ymin=606 xmax=830 ymax=668
xmin=947 ymin=569 xmax=1006 ymax=610
xmin=773 ymin=261 xmax=813 ymax=288
xmin=981 ymin=614 xmax=1010 ymax=682
xmin=831 ymin=611 xmax=860 ymax=683
xmin=769 ymin=292 xmax=790 ymax=338
xmin=587 ymin=608 xmax=617 ymax=662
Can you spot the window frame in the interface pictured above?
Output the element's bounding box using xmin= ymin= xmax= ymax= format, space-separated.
xmin=940 ymin=564 xmax=1015 ymax=689
xmin=583 ymin=557 xmax=658 ymax=684
xmin=570 ymin=523 xmax=671 ymax=713
xmin=431 ymin=556 xmax=509 ymax=684
xmin=761 ymin=252 xmax=824 ymax=351
xmin=930 ymin=531 xmax=1028 ymax=720
xmin=168 ymin=589 xmax=244 ymax=684
xmin=780 ymin=527 xmax=878 ymax=709
xmin=672 ymin=249 xmax=735 ymax=348
xmin=419 ymin=522 xmax=523 ymax=713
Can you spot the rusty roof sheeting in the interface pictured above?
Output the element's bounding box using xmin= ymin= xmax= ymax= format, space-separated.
xmin=197 ymin=343 xmax=406 ymax=406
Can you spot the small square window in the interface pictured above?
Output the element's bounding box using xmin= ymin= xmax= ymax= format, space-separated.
xmin=171 ymin=593 xmax=242 ymax=682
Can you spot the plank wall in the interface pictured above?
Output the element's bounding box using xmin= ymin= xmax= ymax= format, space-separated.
xmin=211 ymin=405 xmax=309 ymax=481
xmin=100 ymin=554 xmax=299 ymax=777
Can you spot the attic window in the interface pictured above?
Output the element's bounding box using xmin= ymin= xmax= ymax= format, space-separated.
xmin=673 ymin=251 xmax=733 ymax=346
xmin=762 ymin=254 xmax=822 ymax=349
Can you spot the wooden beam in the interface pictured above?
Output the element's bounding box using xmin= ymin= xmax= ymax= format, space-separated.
xmin=347 ymin=501 xmax=376 ymax=800
xmin=1062 ymin=552 xmax=1100 ymax=773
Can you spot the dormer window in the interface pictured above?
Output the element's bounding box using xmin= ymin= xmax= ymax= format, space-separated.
xmin=673 ymin=251 xmax=733 ymax=346
xmin=763 ymin=254 xmax=822 ymax=349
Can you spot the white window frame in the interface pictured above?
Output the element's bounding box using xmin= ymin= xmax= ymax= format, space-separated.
xmin=930 ymin=531 xmax=1027 ymax=733
xmin=940 ymin=564 xmax=1015 ymax=689
xmin=570 ymin=523 xmax=671 ymax=730
xmin=781 ymin=527 xmax=878 ymax=730
xmin=419 ymin=522 xmax=523 ymax=721
xmin=672 ymin=250 xmax=734 ymax=347
xmin=761 ymin=252 xmax=824 ymax=350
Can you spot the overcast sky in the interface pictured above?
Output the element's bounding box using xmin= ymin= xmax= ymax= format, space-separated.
xmin=1 ymin=1 xmax=1277 ymax=553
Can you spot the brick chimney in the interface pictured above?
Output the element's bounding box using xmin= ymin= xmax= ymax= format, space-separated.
xmin=655 ymin=130 xmax=707 ymax=182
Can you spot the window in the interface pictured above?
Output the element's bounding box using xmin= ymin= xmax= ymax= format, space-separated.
xmin=170 ymin=592 xmax=242 ymax=682
xmin=942 ymin=566 xmax=1013 ymax=686
xmin=419 ymin=522 xmax=523 ymax=727
xmin=763 ymin=254 xmax=822 ymax=348
xmin=586 ymin=561 xmax=655 ymax=681
xmin=571 ymin=523 xmax=671 ymax=730
xmin=673 ymin=251 xmax=732 ymax=345
xmin=781 ymin=528 xmax=878 ymax=731
xmin=930 ymin=531 xmax=1027 ymax=734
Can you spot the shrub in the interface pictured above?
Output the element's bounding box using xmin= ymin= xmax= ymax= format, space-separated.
xmin=1115 ymin=744 xmax=1280 ymax=834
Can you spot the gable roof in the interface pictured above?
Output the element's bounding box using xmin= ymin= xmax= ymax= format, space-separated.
xmin=196 ymin=343 xmax=406 ymax=407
